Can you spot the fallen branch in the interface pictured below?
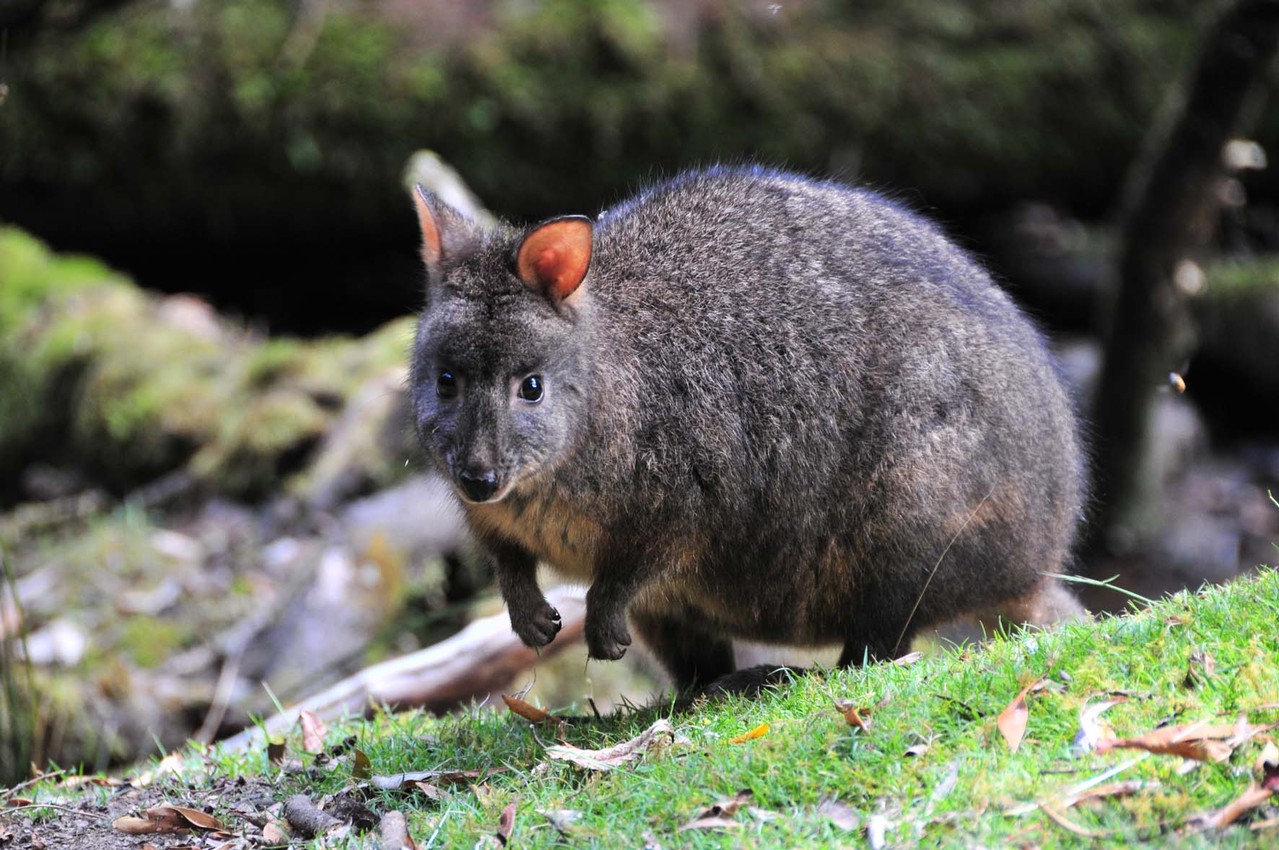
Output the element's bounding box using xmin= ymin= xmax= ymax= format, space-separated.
xmin=218 ymin=586 xmax=587 ymax=751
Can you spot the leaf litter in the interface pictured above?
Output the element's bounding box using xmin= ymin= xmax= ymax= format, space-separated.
xmin=544 ymin=718 xmax=674 ymax=771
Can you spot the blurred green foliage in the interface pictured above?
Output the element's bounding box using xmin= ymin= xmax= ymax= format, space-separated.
xmin=0 ymin=0 xmax=1208 ymax=236
xmin=0 ymin=226 xmax=414 ymax=496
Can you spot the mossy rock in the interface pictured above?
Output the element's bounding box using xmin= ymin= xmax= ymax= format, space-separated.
xmin=0 ymin=227 xmax=415 ymax=500
xmin=0 ymin=1 xmax=1214 ymax=333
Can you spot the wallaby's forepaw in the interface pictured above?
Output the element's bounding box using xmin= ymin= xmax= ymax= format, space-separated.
xmin=512 ymin=601 xmax=562 ymax=648
xmin=586 ymin=614 xmax=632 ymax=660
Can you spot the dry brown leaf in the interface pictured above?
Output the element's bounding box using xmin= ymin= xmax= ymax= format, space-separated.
xmin=545 ymin=719 xmax=673 ymax=771
xmin=815 ymin=797 xmax=860 ymax=831
xmin=131 ymin=753 xmax=187 ymax=787
xmin=728 ymin=722 xmax=770 ymax=744
xmin=696 ymin=790 xmax=753 ymax=819
xmin=1095 ymin=721 xmax=1255 ymax=763
xmin=300 ymin=709 xmax=327 ymax=754
xmin=677 ymin=790 xmax=755 ymax=831
xmin=352 ymin=748 xmax=373 ymax=779
xmin=368 ymin=768 xmax=496 ymax=791
xmin=834 ymin=699 xmax=872 ymax=731
xmin=411 ymin=782 xmax=446 ymax=802
xmin=112 ymin=805 xmax=225 ymax=836
xmin=540 ymin=808 xmax=581 ymax=836
xmin=266 ymin=740 xmax=287 ymax=766
xmin=679 ymin=816 xmax=742 ymax=832
xmin=113 ymin=816 xmax=174 ymax=836
xmin=998 ymin=677 xmax=1045 ymax=754
xmin=1259 ymin=741 xmax=1279 ymax=791
xmin=261 ymin=818 xmax=290 ymax=845
xmin=57 ymin=775 xmax=121 ymax=790
xmin=1040 ymin=803 xmax=1112 ymax=838
xmin=1198 ymin=784 xmax=1274 ymax=830
xmin=1060 ymin=780 xmax=1152 ymax=809
xmin=1183 ymin=650 xmax=1216 ymax=689
xmin=496 ymin=801 xmax=517 ymax=845
xmin=502 ymin=694 xmax=553 ymax=724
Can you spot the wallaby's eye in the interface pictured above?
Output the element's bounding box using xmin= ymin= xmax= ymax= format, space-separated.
xmin=436 ymin=371 xmax=458 ymax=400
xmin=517 ymin=374 xmax=544 ymax=403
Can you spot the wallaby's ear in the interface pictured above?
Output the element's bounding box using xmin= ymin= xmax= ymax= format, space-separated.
xmin=413 ymin=184 xmax=444 ymax=269
xmin=515 ymin=216 xmax=593 ymax=301
xmin=413 ymin=184 xmax=480 ymax=280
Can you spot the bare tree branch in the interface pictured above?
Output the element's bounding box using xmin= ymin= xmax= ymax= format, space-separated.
xmin=1090 ymin=0 xmax=1279 ymax=552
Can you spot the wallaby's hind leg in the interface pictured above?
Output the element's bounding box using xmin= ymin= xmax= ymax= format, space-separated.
xmin=993 ymin=576 xmax=1086 ymax=627
xmin=934 ymin=576 xmax=1087 ymax=647
xmin=837 ymin=630 xmax=903 ymax=668
xmin=630 ymin=610 xmax=735 ymax=694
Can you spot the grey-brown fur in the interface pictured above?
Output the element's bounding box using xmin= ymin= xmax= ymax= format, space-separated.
xmin=409 ymin=166 xmax=1086 ymax=692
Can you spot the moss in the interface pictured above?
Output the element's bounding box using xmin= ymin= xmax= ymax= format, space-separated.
xmin=1204 ymin=257 xmax=1279 ymax=296
xmin=1 ymin=0 xmax=1212 ymax=248
xmin=118 ymin=617 xmax=192 ymax=669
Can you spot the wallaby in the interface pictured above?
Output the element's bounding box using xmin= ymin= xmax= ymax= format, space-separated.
xmin=409 ymin=166 xmax=1085 ymax=693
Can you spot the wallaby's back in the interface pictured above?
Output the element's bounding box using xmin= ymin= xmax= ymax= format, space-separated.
xmin=410 ymin=166 xmax=1085 ymax=691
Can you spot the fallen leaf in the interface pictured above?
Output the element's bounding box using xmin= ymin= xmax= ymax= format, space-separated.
xmin=496 ymin=801 xmax=517 ymax=845
xmin=1095 ymin=721 xmax=1263 ymax=763
xmin=1197 ymin=784 xmax=1274 ymax=830
xmin=1183 ymin=650 xmax=1216 ymax=689
xmin=368 ymin=768 xmax=497 ymax=791
xmin=678 ymin=791 xmax=762 ymax=831
xmin=834 ymin=699 xmax=872 ymax=731
xmin=678 ymin=816 xmax=741 ymax=832
xmin=411 ymin=782 xmax=446 ymax=802
xmin=545 ymin=719 xmax=673 ymax=771
xmin=112 ymin=805 xmax=226 ymax=836
xmin=300 ymin=710 xmax=327 ymax=754
xmin=377 ymin=810 xmax=417 ymax=850
xmin=1060 ymin=780 xmax=1152 ymax=809
xmin=728 ymin=722 xmax=770 ymax=744
xmin=1040 ymin=803 xmax=1112 ymax=838
xmin=815 ymin=797 xmax=860 ymax=831
xmin=502 ymin=694 xmax=553 ymax=724
xmin=891 ymin=652 xmax=924 ymax=666
xmin=56 ymin=775 xmax=121 ymax=790
xmin=690 ymin=790 xmax=753 ymax=820
xmin=998 ymin=677 xmax=1045 ymax=754
xmin=352 ymin=748 xmax=373 ymax=779
xmin=131 ymin=753 xmax=187 ymax=787
xmin=262 ymin=818 xmax=290 ymax=845
xmin=1259 ymin=741 xmax=1279 ymax=788
xmin=1071 ymin=697 xmax=1126 ymax=756
xmin=904 ymin=742 xmax=931 ymax=757
xmin=539 ymin=808 xmax=581 ymax=836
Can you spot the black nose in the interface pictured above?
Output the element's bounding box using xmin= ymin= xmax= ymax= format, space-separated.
xmin=458 ymin=469 xmax=499 ymax=502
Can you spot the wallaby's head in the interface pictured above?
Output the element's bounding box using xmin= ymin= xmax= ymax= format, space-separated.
xmin=409 ymin=186 xmax=595 ymax=505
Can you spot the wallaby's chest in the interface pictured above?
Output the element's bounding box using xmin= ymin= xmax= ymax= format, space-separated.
xmin=467 ymin=492 xmax=600 ymax=583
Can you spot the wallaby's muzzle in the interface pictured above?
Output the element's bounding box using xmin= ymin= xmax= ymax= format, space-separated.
xmin=457 ymin=468 xmax=500 ymax=503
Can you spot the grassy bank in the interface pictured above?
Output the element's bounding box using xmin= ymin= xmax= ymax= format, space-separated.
xmin=3 ymin=567 xmax=1277 ymax=847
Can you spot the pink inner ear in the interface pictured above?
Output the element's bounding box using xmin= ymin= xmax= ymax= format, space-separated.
xmin=517 ymin=218 xmax=592 ymax=300
xmin=414 ymin=185 xmax=442 ymax=265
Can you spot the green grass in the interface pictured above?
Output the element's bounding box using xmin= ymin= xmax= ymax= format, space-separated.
xmin=17 ymin=569 xmax=1279 ymax=846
